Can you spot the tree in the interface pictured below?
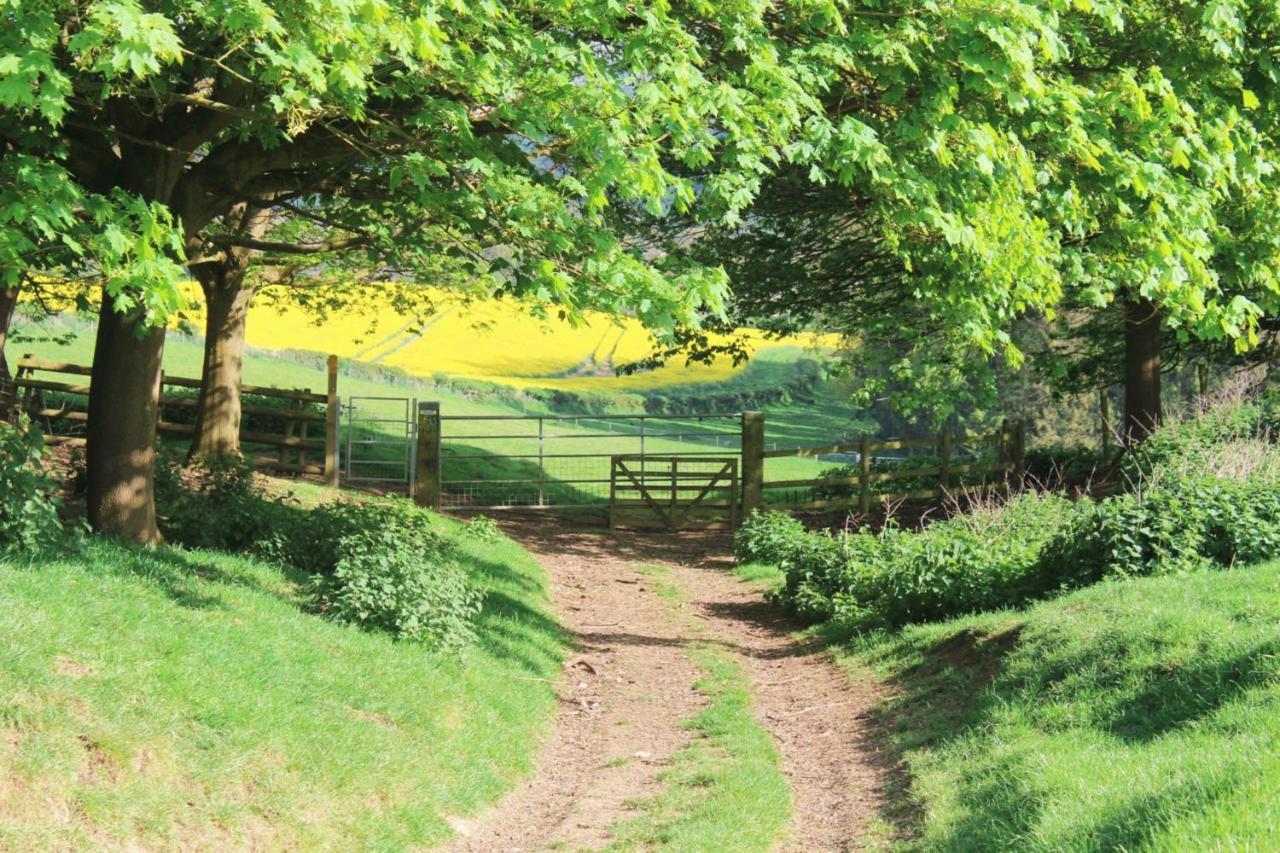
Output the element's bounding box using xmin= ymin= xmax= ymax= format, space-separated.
xmin=184 ymin=206 xmax=461 ymax=457
xmin=643 ymin=1 xmax=1280 ymax=442
xmin=6 ymin=0 xmax=834 ymax=542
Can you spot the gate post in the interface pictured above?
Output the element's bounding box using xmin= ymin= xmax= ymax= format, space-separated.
xmin=324 ymin=355 xmax=339 ymax=486
xmin=414 ymin=401 xmax=442 ymax=510
xmin=741 ymin=411 xmax=765 ymax=516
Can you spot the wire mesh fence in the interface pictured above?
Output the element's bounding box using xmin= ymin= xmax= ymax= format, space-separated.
xmin=343 ymin=396 xmax=417 ymax=485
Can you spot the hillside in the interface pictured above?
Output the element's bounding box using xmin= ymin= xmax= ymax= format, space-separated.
xmin=0 ymin=514 xmax=566 ymax=848
xmin=839 ymin=561 xmax=1280 ymax=849
xmin=216 ymin=289 xmax=838 ymax=394
xmin=13 ymin=312 xmax=870 ymax=483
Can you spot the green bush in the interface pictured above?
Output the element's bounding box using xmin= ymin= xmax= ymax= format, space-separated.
xmin=255 ymin=498 xmax=449 ymax=575
xmin=742 ymin=402 xmax=1280 ymax=632
xmin=1041 ymin=476 xmax=1280 ymax=582
xmin=1119 ymin=403 xmax=1274 ymax=484
xmin=1023 ymin=444 xmax=1104 ymax=485
xmin=745 ymin=476 xmax=1280 ymax=631
xmin=255 ymin=497 xmax=483 ymax=647
xmin=461 ymin=514 xmax=503 ymax=543
xmin=156 ymin=462 xmax=482 ymax=649
xmin=154 ymin=452 xmax=283 ymax=551
xmin=739 ymin=493 xmax=1075 ymax=629
xmin=733 ymin=509 xmax=808 ymax=564
xmin=308 ymin=527 xmax=482 ymax=649
xmin=0 ymin=415 xmax=70 ymax=554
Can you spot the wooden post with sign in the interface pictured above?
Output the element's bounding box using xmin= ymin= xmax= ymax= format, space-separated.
xmin=741 ymin=411 xmax=765 ymax=516
xmin=324 ymin=355 xmax=340 ymax=486
xmin=414 ymin=401 xmax=442 ymax=510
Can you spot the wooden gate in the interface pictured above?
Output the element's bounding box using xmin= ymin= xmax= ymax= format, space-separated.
xmin=609 ymin=455 xmax=739 ymax=531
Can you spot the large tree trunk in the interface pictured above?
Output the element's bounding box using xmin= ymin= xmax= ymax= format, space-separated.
xmin=87 ymin=295 xmax=166 ymax=544
xmin=190 ymin=267 xmax=255 ymax=458
xmin=1123 ymin=296 xmax=1163 ymax=445
xmin=0 ymin=284 xmax=19 ymax=420
xmin=188 ymin=205 xmax=268 ymax=458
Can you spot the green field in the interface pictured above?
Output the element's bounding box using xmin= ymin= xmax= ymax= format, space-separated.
xmin=0 ymin=516 xmax=566 ymax=848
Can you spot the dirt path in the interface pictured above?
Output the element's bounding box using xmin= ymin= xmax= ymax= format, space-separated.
xmin=447 ymin=520 xmax=889 ymax=852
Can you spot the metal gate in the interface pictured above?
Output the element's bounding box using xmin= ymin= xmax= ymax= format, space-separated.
xmin=609 ymin=455 xmax=739 ymax=530
xmin=343 ymin=396 xmax=417 ymax=486
xmin=439 ymin=412 xmax=743 ymax=511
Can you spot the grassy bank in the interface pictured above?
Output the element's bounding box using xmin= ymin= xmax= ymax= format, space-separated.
xmin=0 ymin=525 xmax=566 ymax=848
xmin=840 ymin=560 xmax=1280 ymax=850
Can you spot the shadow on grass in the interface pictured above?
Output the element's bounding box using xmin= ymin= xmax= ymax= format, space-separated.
xmin=836 ymin=608 xmax=1278 ymax=847
xmin=97 ymin=517 xmax=568 ymax=679
xmin=86 ymin=543 xmax=270 ymax=612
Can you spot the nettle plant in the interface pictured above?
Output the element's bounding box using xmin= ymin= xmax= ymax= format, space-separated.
xmin=0 ymin=415 xmax=73 ymax=554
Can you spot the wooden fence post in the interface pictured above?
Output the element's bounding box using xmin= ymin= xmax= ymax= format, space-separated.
xmin=741 ymin=411 xmax=765 ymax=516
xmin=1014 ymin=420 xmax=1026 ymax=482
xmin=414 ymin=401 xmax=442 ymax=510
xmin=940 ymin=425 xmax=952 ymax=491
xmin=1099 ymin=389 xmax=1112 ymax=465
xmin=324 ymin=355 xmax=339 ymax=486
xmin=859 ymin=434 xmax=871 ymax=515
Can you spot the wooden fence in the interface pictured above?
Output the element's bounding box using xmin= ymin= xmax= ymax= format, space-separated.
xmin=741 ymin=412 xmax=1025 ymax=516
xmin=13 ymin=355 xmax=340 ymax=483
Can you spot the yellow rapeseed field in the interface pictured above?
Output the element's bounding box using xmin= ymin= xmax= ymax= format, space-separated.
xmin=199 ymin=288 xmax=837 ymax=392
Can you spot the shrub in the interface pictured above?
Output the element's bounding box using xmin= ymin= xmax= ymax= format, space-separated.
xmin=1041 ymin=476 xmax=1280 ymax=583
xmin=256 ymin=497 xmax=482 ymax=647
xmin=1023 ymin=445 xmax=1104 ymax=486
xmin=742 ymin=402 xmax=1280 ymax=633
xmin=256 ymin=498 xmax=450 ymax=575
xmin=1120 ymin=403 xmax=1277 ymax=485
xmin=0 ymin=415 xmax=70 ymax=554
xmin=461 ymin=514 xmax=503 ymax=543
xmin=308 ymin=527 xmax=482 ymax=649
xmin=734 ymin=510 xmax=808 ymax=564
xmin=738 ymin=493 xmax=1075 ymax=629
xmin=155 ymin=452 xmax=284 ymax=551
xmin=744 ymin=476 xmax=1280 ymax=632
xmin=155 ymin=462 xmax=481 ymax=649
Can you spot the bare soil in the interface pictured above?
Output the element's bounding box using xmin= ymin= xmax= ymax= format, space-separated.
xmin=447 ymin=518 xmax=890 ymax=852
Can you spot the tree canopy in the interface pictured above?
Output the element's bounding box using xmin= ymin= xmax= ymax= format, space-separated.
xmin=655 ymin=0 xmax=1280 ymax=429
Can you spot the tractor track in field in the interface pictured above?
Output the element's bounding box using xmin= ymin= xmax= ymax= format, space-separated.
xmin=445 ymin=519 xmax=891 ymax=852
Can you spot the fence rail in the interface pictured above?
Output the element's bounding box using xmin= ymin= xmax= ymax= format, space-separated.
xmin=757 ymin=422 xmax=1025 ymax=514
xmin=12 ymin=355 xmax=340 ymax=482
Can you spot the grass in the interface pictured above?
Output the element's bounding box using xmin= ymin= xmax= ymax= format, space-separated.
xmin=731 ymin=560 xmax=785 ymax=592
xmin=609 ymin=564 xmax=790 ymax=852
xmin=610 ymin=647 xmax=791 ymax=852
xmin=0 ymin=519 xmax=567 ymax=849
xmin=836 ymin=559 xmax=1280 ymax=851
